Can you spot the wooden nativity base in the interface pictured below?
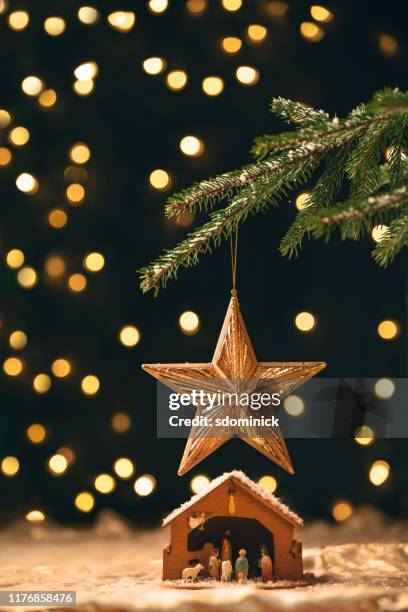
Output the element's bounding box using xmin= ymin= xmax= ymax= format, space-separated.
xmin=162 ymin=573 xmax=315 ymax=590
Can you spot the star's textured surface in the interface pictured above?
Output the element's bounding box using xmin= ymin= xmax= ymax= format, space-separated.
xmin=142 ymin=296 xmax=326 ymax=475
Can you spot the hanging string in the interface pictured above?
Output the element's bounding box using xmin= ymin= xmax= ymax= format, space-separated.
xmin=230 ymin=225 xmax=239 ymax=296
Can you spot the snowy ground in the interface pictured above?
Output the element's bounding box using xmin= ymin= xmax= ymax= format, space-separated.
xmin=0 ymin=506 xmax=407 ymax=611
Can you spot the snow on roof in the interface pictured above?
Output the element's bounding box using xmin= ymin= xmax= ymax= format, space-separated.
xmin=162 ymin=470 xmax=303 ymax=527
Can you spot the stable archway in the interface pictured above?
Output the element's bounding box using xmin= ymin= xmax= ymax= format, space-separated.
xmin=187 ymin=516 xmax=274 ymax=578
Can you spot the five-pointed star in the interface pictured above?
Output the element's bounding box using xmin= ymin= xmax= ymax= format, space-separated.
xmin=142 ymin=295 xmax=326 ymax=476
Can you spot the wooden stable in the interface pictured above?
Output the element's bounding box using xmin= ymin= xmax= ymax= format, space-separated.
xmin=162 ymin=471 xmax=303 ymax=581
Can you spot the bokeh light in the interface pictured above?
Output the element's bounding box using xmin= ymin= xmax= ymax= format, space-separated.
xmin=48 ymin=209 xmax=68 ymax=229
xmin=377 ymin=319 xmax=399 ymax=340
xmin=26 ymin=510 xmax=45 ymax=523
xmin=113 ymin=458 xmax=135 ymax=479
xmin=66 ymin=183 xmax=85 ymax=204
xmin=17 ymin=267 xmax=38 ymax=289
xmin=0 ymin=147 xmax=12 ymax=166
xmin=295 ymin=192 xmax=311 ymax=210
xmin=68 ymin=273 xmax=87 ymax=293
xmin=295 ymin=311 xmax=316 ymax=332
xmin=148 ymin=0 xmax=168 ymax=14
xmin=21 ymin=76 xmax=44 ymax=96
xmin=221 ymin=37 xmax=242 ymax=53
xmin=119 ymin=325 xmax=141 ymax=347
xmin=0 ymin=109 xmax=11 ymax=127
xmin=186 ymin=0 xmax=207 ymax=15
xmin=94 ymin=473 xmax=116 ymax=494
xmin=1 ymin=456 xmax=20 ymax=477
xmin=332 ymin=500 xmax=353 ymax=521
xmin=283 ymin=395 xmax=304 ymax=416
xmin=149 ymin=169 xmax=171 ymax=190
xmin=73 ymin=79 xmax=95 ymax=96
xmin=3 ymin=357 xmax=24 ymax=376
xmin=143 ymin=57 xmax=166 ymax=75
xmin=258 ymin=475 xmax=278 ymax=493
xmin=39 ymin=89 xmax=57 ymax=108
xmin=48 ymin=454 xmax=68 ymax=475
xmin=33 ymin=374 xmax=52 ymax=394
xmin=26 ymin=423 xmax=47 ymax=444
xmin=6 ymin=249 xmax=25 ymax=268
xmin=236 ymin=66 xmax=260 ymax=86
xmin=81 ymin=375 xmax=100 ymax=395
xmin=371 ymin=224 xmax=388 ymax=243
xmin=9 ymin=330 xmax=27 ymax=350
xmin=51 ymin=359 xmax=71 ymax=378
xmin=202 ymin=76 xmax=224 ymax=96
xmin=369 ymin=460 xmax=390 ymax=486
xmin=44 ymin=17 xmax=66 ymax=36
xmin=16 ymin=173 xmax=38 ymax=194
xmin=310 ymin=5 xmax=333 ymax=23
xmin=374 ymin=378 xmax=395 ymax=399
xmin=134 ymin=474 xmax=156 ymax=496
xmin=166 ymin=70 xmax=188 ymax=91
xmin=9 ymin=126 xmax=30 ymax=146
xmin=107 ymin=11 xmax=135 ymax=32
xmin=111 ymin=412 xmax=131 ymax=433
xmin=179 ymin=310 xmax=200 ymax=335
xmin=75 ymin=491 xmax=95 ymax=512
xmin=83 ymin=252 xmax=105 ymax=272
xmin=300 ymin=22 xmax=325 ymax=42
xmin=70 ymin=142 xmax=91 ymax=164
xmin=378 ymin=34 xmax=398 ymax=57
xmin=190 ymin=474 xmax=210 ymax=493
xmin=354 ymin=425 xmax=375 ymax=446
xmin=222 ymin=0 xmax=242 ymax=12
xmin=179 ymin=135 xmax=204 ymax=157
xmin=45 ymin=255 xmax=67 ymax=278
xmin=247 ymin=24 xmax=268 ymax=43
xmin=78 ymin=6 xmax=100 ymax=25
xmin=74 ymin=62 xmax=98 ymax=81
xmin=8 ymin=10 xmax=30 ymax=31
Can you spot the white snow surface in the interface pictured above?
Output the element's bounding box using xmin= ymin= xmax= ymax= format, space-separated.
xmin=162 ymin=470 xmax=303 ymax=527
xmin=0 ymin=507 xmax=407 ymax=611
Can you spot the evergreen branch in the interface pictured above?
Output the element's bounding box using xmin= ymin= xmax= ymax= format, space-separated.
xmin=373 ymin=210 xmax=408 ymax=266
xmin=270 ymin=97 xmax=330 ymax=126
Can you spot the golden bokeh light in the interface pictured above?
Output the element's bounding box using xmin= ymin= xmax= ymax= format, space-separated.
xmin=176 ymin=210 xmax=195 ymax=227
xmin=75 ymin=491 xmax=95 ymax=512
xmin=295 ymin=192 xmax=311 ymax=210
xmin=51 ymin=358 xmax=71 ymax=377
xmin=371 ymin=224 xmax=388 ymax=243
xmin=58 ymin=447 xmax=75 ymax=465
xmin=6 ymin=249 xmax=25 ymax=269
xmin=134 ymin=474 xmax=156 ymax=496
xmin=48 ymin=209 xmax=68 ymax=229
xmin=258 ymin=475 xmax=278 ymax=493
xmin=83 ymin=252 xmax=105 ymax=272
xmin=33 ymin=373 xmax=52 ymax=394
xmin=9 ymin=331 xmax=27 ymax=350
xmin=16 ymin=173 xmax=38 ymax=194
xmin=107 ymin=11 xmax=136 ymax=32
xmin=68 ymin=273 xmax=87 ymax=293
xmin=9 ymin=126 xmax=30 ymax=146
xmin=78 ymin=6 xmax=100 ymax=25
xmin=377 ymin=319 xmax=399 ymax=340
xmin=179 ymin=310 xmax=200 ymax=335
xmin=283 ymin=395 xmax=304 ymax=416
xmin=44 ymin=16 xmax=66 ymax=36
xmin=247 ymin=24 xmax=268 ymax=43
xmin=332 ymin=500 xmax=353 ymax=522
xmin=374 ymin=378 xmax=395 ymax=400
xmin=1 ymin=456 xmax=20 ymax=477
xmin=266 ymin=1 xmax=288 ymax=17
xmin=202 ymin=76 xmax=224 ymax=96
xmin=8 ymin=10 xmax=30 ymax=31
xmin=179 ymin=135 xmax=204 ymax=157
xmin=186 ymin=0 xmax=207 ymax=14
xmin=236 ymin=66 xmax=260 ymax=86
xmin=148 ymin=0 xmax=168 ymax=14
xmin=26 ymin=423 xmax=47 ymax=444
xmin=94 ymin=473 xmax=116 ymax=494
xmin=166 ymin=70 xmax=188 ymax=91
xmin=73 ymin=79 xmax=95 ymax=96
xmin=221 ymin=36 xmax=242 ymax=53
xmin=74 ymin=62 xmax=98 ymax=81
xmin=70 ymin=142 xmax=91 ymax=164
xmin=190 ymin=474 xmax=210 ymax=493
xmin=48 ymin=454 xmax=68 ymax=475
xmin=45 ymin=255 xmax=67 ymax=278
xmin=17 ymin=267 xmax=38 ymax=289
xmin=222 ymin=0 xmax=242 ymax=11
xmin=295 ymin=311 xmax=316 ymax=332
xmin=26 ymin=510 xmax=45 ymax=523
xmin=113 ymin=457 xmax=135 ymax=479
xmin=81 ymin=374 xmax=100 ymax=395
xmin=310 ymin=5 xmax=333 ymax=23
xmin=369 ymin=460 xmax=390 ymax=486
xmin=119 ymin=325 xmax=141 ymax=347
xmin=149 ymin=168 xmax=171 ymax=190
xmin=39 ymin=89 xmax=57 ymax=108
xmin=0 ymin=146 xmax=12 ymax=166
xmin=66 ymin=183 xmax=85 ymax=204
xmin=378 ymin=34 xmax=398 ymax=57
xmin=0 ymin=1 xmax=8 ymax=15
xmin=22 ymin=76 xmax=44 ymax=96
xmin=111 ymin=411 xmax=131 ymax=433
xmin=354 ymin=425 xmax=375 ymax=446
xmin=143 ymin=57 xmax=166 ymax=75
xmin=0 ymin=109 xmax=11 ymax=127
xmin=300 ymin=22 xmax=325 ymax=42
xmin=3 ymin=357 xmax=24 ymax=376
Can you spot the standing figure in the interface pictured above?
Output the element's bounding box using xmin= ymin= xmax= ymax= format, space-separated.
xmin=221 ymin=529 xmax=232 ymax=562
xmin=208 ymin=547 xmax=221 ymax=580
xmin=260 ymin=546 xmax=273 ymax=582
xmin=235 ymin=549 xmax=249 ymax=584
xmin=221 ymin=560 xmax=233 ymax=582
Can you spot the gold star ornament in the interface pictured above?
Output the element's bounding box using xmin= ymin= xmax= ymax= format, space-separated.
xmin=142 ymin=295 xmax=326 ymax=476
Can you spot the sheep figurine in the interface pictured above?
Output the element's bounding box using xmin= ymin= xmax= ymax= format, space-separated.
xmin=221 ymin=559 xmax=232 ymax=582
xmin=182 ymin=563 xmax=204 ymax=582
